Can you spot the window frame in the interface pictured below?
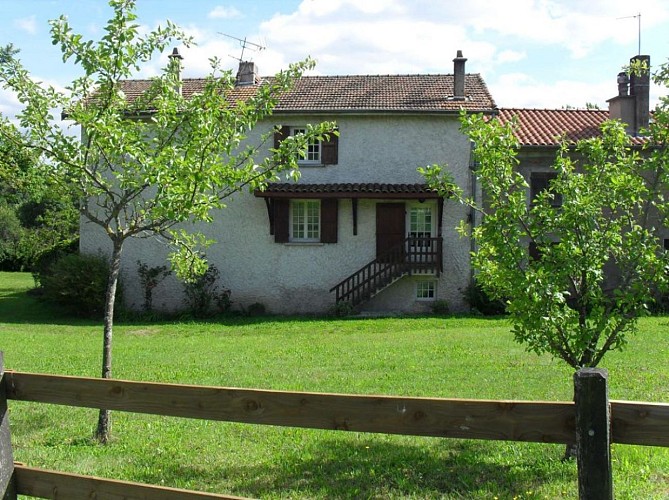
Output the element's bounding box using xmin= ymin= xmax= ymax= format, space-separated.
xmin=291 ymin=126 xmax=321 ymax=165
xmin=289 ymin=199 xmax=321 ymax=243
xmin=407 ymin=202 xmax=436 ymax=249
xmin=416 ymin=280 xmax=437 ymax=301
xmin=529 ymin=171 xmax=562 ymax=207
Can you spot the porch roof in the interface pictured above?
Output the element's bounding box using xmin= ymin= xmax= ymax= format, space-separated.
xmin=253 ymin=183 xmax=442 ymax=199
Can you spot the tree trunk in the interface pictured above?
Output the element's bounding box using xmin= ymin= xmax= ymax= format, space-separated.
xmin=94 ymin=237 xmax=124 ymax=444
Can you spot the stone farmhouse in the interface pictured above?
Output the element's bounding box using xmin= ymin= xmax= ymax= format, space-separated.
xmin=79 ymin=52 xmax=653 ymax=314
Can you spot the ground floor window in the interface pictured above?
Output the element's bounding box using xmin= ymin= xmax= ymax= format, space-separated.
xmin=416 ymin=280 xmax=436 ymax=300
xmin=291 ymin=199 xmax=320 ymax=242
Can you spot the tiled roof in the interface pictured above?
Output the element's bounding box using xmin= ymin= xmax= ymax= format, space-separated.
xmin=497 ymin=108 xmax=646 ymax=146
xmin=119 ymin=74 xmax=495 ymax=113
xmin=254 ymin=183 xmax=441 ymax=199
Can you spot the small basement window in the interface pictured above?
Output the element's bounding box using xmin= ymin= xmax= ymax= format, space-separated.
xmin=416 ymin=280 xmax=436 ymax=300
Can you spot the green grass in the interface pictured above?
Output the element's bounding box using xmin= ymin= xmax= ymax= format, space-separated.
xmin=1 ymin=271 xmax=669 ymax=498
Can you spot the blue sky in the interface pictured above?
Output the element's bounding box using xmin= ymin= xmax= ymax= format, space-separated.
xmin=1 ymin=0 xmax=668 ymax=120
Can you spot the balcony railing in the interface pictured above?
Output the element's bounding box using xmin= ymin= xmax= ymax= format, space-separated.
xmin=330 ymin=237 xmax=442 ymax=306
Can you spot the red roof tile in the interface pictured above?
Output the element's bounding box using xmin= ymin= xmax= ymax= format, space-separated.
xmin=119 ymin=74 xmax=496 ymax=113
xmin=254 ymin=183 xmax=440 ymax=199
xmin=497 ymin=108 xmax=646 ymax=146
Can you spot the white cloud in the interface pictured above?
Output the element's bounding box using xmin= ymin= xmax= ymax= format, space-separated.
xmin=490 ymin=72 xmax=614 ymax=109
xmin=14 ymin=15 xmax=37 ymax=35
xmin=0 ymin=88 xmax=22 ymax=120
xmin=208 ymin=5 xmax=243 ymax=19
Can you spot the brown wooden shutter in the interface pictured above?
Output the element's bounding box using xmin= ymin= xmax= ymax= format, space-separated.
xmin=273 ymin=199 xmax=289 ymax=243
xmin=320 ymin=198 xmax=338 ymax=243
xmin=321 ymin=132 xmax=338 ymax=165
xmin=274 ymin=126 xmax=290 ymax=149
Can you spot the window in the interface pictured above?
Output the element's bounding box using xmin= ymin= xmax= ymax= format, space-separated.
xmin=291 ymin=200 xmax=320 ymax=242
xmin=274 ymin=125 xmax=339 ymax=165
xmin=416 ymin=280 xmax=436 ymax=300
xmin=291 ymin=127 xmax=320 ymax=164
xmin=409 ymin=206 xmax=433 ymax=240
xmin=408 ymin=204 xmax=435 ymax=251
xmin=530 ymin=172 xmax=562 ymax=207
xmin=272 ymin=198 xmax=338 ymax=244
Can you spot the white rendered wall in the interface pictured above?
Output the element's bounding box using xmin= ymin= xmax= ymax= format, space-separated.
xmin=80 ymin=113 xmax=473 ymax=314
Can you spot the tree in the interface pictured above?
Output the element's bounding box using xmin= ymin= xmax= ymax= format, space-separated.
xmin=421 ymin=59 xmax=669 ymax=372
xmin=0 ymin=128 xmax=78 ymax=272
xmin=0 ymin=0 xmax=335 ymax=443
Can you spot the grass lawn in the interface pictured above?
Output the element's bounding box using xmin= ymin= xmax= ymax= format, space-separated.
xmin=1 ymin=271 xmax=668 ymax=498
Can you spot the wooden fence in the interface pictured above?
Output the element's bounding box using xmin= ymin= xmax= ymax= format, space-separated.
xmin=1 ymin=352 xmax=669 ymax=499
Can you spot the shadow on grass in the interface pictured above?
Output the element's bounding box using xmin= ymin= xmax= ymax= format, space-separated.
xmin=131 ymin=438 xmax=571 ymax=498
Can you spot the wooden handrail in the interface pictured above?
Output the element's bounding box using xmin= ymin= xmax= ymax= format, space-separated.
xmin=330 ymin=236 xmax=443 ymax=305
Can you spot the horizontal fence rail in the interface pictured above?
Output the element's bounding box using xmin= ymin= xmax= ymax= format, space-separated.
xmin=4 ymin=371 xmax=669 ymax=447
xmin=5 ymin=371 xmax=574 ymax=443
xmin=13 ymin=464 xmax=245 ymax=500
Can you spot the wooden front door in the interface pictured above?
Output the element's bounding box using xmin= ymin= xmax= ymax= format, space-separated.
xmin=376 ymin=203 xmax=406 ymax=261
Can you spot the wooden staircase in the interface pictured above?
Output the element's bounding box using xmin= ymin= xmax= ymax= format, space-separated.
xmin=330 ymin=237 xmax=442 ymax=307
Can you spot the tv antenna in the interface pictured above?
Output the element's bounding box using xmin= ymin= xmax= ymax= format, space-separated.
xmin=617 ymin=12 xmax=641 ymax=54
xmin=218 ymin=33 xmax=266 ymax=62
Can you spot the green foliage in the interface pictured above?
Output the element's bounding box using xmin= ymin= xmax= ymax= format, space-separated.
xmin=0 ymin=132 xmax=78 ymax=271
xmin=245 ymin=302 xmax=268 ymax=317
xmin=328 ymin=301 xmax=355 ymax=317
xmin=423 ymin=78 xmax=669 ymax=369
xmin=39 ymin=253 xmax=118 ymax=318
xmin=181 ymin=264 xmax=231 ymax=318
xmin=136 ymin=261 xmax=171 ymax=312
xmin=463 ymin=280 xmax=507 ymax=316
xmin=430 ymin=299 xmax=450 ymax=315
xmin=0 ymin=202 xmax=23 ymax=268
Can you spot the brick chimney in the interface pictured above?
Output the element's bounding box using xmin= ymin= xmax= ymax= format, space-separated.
xmin=236 ymin=61 xmax=259 ymax=86
xmin=607 ymin=55 xmax=650 ymax=136
xmin=452 ymin=50 xmax=467 ymax=100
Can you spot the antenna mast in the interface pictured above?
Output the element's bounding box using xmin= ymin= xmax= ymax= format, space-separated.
xmin=218 ymin=33 xmax=266 ymax=62
xmin=617 ymin=13 xmax=641 ymax=54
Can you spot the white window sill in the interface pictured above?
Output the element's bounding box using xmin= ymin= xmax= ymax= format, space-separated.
xmin=285 ymin=242 xmax=324 ymax=246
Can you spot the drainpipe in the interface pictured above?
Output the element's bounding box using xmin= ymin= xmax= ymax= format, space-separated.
xmin=468 ymin=139 xmax=479 ymax=283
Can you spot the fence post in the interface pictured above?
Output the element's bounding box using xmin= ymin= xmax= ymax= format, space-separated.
xmin=0 ymin=352 xmax=17 ymax=499
xmin=574 ymin=368 xmax=612 ymax=500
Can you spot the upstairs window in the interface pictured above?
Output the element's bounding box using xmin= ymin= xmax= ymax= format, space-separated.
xmin=409 ymin=206 xmax=433 ymax=239
xmin=291 ymin=127 xmax=320 ymax=164
xmin=274 ymin=125 xmax=339 ymax=166
xmin=530 ymin=172 xmax=562 ymax=207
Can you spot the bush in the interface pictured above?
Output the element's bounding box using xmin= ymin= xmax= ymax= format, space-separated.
xmin=328 ymin=301 xmax=354 ymax=317
xmin=182 ymin=265 xmax=231 ymax=318
xmin=38 ymin=253 xmax=116 ymax=318
xmin=464 ymin=279 xmax=507 ymax=316
xmin=245 ymin=302 xmax=268 ymax=317
xmin=430 ymin=299 xmax=450 ymax=315
xmin=137 ymin=261 xmax=171 ymax=312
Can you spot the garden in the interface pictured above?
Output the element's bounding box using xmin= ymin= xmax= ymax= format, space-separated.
xmin=1 ymin=272 xmax=668 ymax=499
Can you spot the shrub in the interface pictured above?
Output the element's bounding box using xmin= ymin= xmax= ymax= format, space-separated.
xmin=182 ymin=265 xmax=231 ymax=318
xmin=38 ymin=253 xmax=117 ymax=318
xmin=463 ymin=279 xmax=507 ymax=316
xmin=430 ymin=299 xmax=450 ymax=315
xmin=137 ymin=261 xmax=171 ymax=312
xmin=246 ymin=302 xmax=267 ymax=317
xmin=328 ymin=301 xmax=354 ymax=317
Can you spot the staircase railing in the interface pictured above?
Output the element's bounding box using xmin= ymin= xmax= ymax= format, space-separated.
xmin=330 ymin=236 xmax=442 ymax=306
